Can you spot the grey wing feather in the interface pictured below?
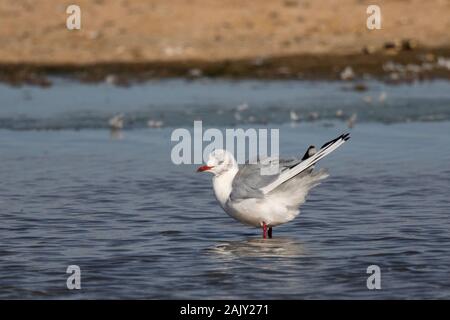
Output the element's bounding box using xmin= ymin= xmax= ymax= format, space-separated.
xmin=259 ymin=133 xmax=350 ymax=194
xmin=229 ymin=157 xmax=301 ymax=201
xmin=230 ymin=133 xmax=350 ymax=200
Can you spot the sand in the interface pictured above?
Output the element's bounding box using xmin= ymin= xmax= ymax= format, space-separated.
xmin=0 ymin=0 xmax=449 ymax=83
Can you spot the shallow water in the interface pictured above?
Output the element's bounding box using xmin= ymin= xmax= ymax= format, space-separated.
xmin=0 ymin=80 xmax=449 ymax=299
xmin=2 ymin=79 xmax=450 ymax=130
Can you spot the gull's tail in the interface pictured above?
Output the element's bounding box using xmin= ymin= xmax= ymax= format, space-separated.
xmin=260 ymin=133 xmax=350 ymax=194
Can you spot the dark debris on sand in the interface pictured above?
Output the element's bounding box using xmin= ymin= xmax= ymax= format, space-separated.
xmin=0 ymin=47 xmax=449 ymax=87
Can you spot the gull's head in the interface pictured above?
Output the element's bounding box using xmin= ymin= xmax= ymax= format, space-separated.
xmin=197 ymin=149 xmax=237 ymax=176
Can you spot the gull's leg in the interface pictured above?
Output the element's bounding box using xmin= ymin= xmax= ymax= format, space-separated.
xmin=268 ymin=227 xmax=273 ymax=239
xmin=262 ymin=222 xmax=267 ymax=239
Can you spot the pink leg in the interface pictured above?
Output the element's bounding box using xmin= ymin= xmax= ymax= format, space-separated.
xmin=262 ymin=222 xmax=267 ymax=239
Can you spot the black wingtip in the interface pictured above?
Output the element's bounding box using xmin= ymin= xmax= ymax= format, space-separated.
xmin=301 ymin=145 xmax=316 ymax=161
xmin=342 ymin=132 xmax=351 ymax=141
xmin=320 ymin=133 xmax=350 ymax=149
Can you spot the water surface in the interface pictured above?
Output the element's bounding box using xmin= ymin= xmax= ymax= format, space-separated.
xmin=0 ymin=79 xmax=449 ymax=299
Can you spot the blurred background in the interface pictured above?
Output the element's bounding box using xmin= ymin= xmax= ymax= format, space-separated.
xmin=0 ymin=0 xmax=450 ymax=299
xmin=0 ymin=0 xmax=449 ymax=83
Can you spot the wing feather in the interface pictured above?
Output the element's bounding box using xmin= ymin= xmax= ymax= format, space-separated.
xmin=229 ymin=133 xmax=350 ymax=199
xmin=259 ymin=133 xmax=350 ymax=194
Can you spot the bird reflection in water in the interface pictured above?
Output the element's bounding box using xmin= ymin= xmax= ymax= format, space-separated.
xmin=208 ymin=237 xmax=307 ymax=259
xmin=110 ymin=128 xmax=124 ymax=140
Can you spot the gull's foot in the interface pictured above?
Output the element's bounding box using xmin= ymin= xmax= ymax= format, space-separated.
xmin=262 ymin=222 xmax=272 ymax=239
xmin=262 ymin=222 xmax=267 ymax=239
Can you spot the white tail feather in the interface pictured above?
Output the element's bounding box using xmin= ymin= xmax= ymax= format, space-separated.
xmin=260 ymin=134 xmax=349 ymax=194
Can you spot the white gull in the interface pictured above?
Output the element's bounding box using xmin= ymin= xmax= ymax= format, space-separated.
xmin=197 ymin=133 xmax=350 ymax=238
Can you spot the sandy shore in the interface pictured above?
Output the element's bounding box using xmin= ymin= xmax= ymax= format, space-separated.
xmin=1 ymin=0 xmax=449 ymax=84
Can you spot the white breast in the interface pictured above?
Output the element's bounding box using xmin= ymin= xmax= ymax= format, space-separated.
xmin=212 ymin=167 xmax=238 ymax=208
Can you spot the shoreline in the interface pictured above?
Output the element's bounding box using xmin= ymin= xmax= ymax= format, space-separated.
xmin=1 ymin=46 xmax=450 ymax=87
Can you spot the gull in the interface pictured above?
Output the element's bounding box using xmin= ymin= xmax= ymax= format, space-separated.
xmin=379 ymin=92 xmax=387 ymax=103
xmin=197 ymin=133 xmax=350 ymax=238
xmin=236 ymin=103 xmax=249 ymax=112
xmin=109 ymin=113 xmax=124 ymax=130
xmin=290 ymin=110 xmax=300 ymax=122
xmin=147 ymin=119 xmax=164 ymax=128
xmin=340 ymin=66 xmax=355 ymax=80
xmin=347 ymin=113 xmax=357 ymax=129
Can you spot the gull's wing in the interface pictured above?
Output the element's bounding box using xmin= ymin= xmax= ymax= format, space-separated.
xmin=229 ymin=157 xmax=301 ymax=201
xmin=230 ymin=133 xmax=350 ymax=200
xmin=259 ymin=133 xmax=350 ymax=194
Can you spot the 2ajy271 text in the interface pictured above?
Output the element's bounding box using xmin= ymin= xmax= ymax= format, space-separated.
xmin=180 ymin=304 xmax=269 ymax=317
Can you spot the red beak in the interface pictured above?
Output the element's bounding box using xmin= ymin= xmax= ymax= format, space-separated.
xmin=197 ymin=165 xmax=213 ymax=172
